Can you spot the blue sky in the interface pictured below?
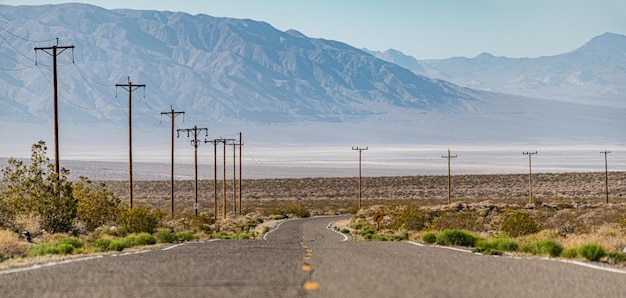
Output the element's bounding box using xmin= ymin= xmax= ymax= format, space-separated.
xmin=2 ymin=0 xmax=625 ymax=59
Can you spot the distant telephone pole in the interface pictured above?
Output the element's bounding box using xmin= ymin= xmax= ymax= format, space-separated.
xmin=34 ymin=38 xmax=75 ymax=175
xmin=116 ymin=77 xmax=145 ymax=208
xmin=523 ymin=151 xmax=538 ymax=204
xmin=352 ymin=146 xmax=368 ymax=210
xmin=161 ymin=106 xmax=184 ymax=219
xmin=601 ymin=150 xmax=611 ymax=203
xmin=238 ymin=132 xmax=243 ymax=214
xmin=177 ymin=126 xmax=208 ymax=215
xmin=206 ymin=138 xmax=234 ymax=219
xmin=441 ymin=149 xmax=457 ymax=205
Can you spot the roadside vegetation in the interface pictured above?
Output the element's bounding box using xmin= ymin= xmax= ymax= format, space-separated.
xmin=2 ymin=141 xmax=626 ymax=269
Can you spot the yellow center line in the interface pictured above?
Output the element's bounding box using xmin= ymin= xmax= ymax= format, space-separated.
xmin=303 ymin=281 xmax=319 ymax=291
xmin=301 ymin=264 xmax=313 ymax=271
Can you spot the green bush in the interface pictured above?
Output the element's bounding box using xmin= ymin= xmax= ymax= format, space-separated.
xmin=57 ymin=237 xmax=83 ymax=249
xmin=561 ymin=247 xmax=579 ymax=259
xmin=108 ymin=238 xmax=132 ymax=252
xmin=90 ymin=238 xmax=112 ymax=252
xmin=578 ymin=243 xmax=606 ymax=261
xmin=522 ymin=239 xmax=563 ymax=257
xmin=499 ymin=210 xmax=540 ymax=237
xmin=340 ymin=228 xmax=350 ymax=234
xmin=422 ymin=232 xmax=437 ymax=244
xmin=56 ymin=244 xmax=74 ymax=255
xmin=430 ymin=210 xmax=483 ymax=232
xmin=73 ymin=177 xmax=120 ymax=231
xmin=28 ymin=242 xmax=59 ymax=257
xmin=262 ymin=226 xmax=270 ymax=234
xmin=156 ymin=229 xmax=177 ymax=243
xmin=176 ymin=231 xmax=196 ymax=242
xmin=133 ymin=232 xmax=157 ymax=246
xmin=474 ymin=238 xmax=519 ymax=255
xmin=118 ymin=204 xmax=163 ymax=235
xmin=607 ymin=252 xmax=626 ymax=264
xmin=435 ymin=229 xmax=481 ymax=247
xmin=0 ymin=251 xmax=6 ymax=262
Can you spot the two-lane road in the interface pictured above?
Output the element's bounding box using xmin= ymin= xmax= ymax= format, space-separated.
xmin=2 ymin=216 xmax=625 ymax=297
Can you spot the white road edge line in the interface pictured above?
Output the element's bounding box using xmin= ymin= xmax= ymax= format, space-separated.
xmin=406 ymin=241 xmax=626 ymax=275
xmin=162 ymin=239 xmax=220 ymax=251
xmin=326 ymin=222 xmax=349 ymax=241
xmin=0 ymin=255 xmax=104 ymax=275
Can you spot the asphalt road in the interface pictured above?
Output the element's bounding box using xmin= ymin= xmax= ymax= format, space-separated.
xmin=1 ymin=215 xmax=626 ymax=297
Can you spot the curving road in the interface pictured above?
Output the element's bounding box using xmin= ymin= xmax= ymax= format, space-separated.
xmin=1 ymin=216 xmax=626 ymax=297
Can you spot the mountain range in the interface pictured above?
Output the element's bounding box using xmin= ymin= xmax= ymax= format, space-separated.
xmin=367 ymin=32 xmax=626 ymax=108
xmin=0 ymin=3 xmax=624 ymax=176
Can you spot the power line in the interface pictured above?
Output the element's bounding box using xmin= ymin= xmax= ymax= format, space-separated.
xmin=0 ymin=25 xmax=57 ymax=43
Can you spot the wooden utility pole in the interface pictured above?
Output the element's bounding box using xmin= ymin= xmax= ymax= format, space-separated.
xmin=441 ymin=149 xmax=457 ymax=205
xmin=239 ymin=132 xmax=243 ymax=214
xmin=601 ymin=150 xmax=611 ymax=203
xmin=352 ymin=146 xmax=368 ymax=210
xmin=177 ymin=126 xmax=208 ymax=215
xmin=161 ymin=106 xmax=184 ymax=219
xmin=116 ymin=77 xmax=145 ymax=208
xmin=34 ymin=39 xmax=75 ymax=175
xmin=205 ymin=139 xmax=220 ymax=220
xmin=523 ymin=151 xmax=538 ymax=204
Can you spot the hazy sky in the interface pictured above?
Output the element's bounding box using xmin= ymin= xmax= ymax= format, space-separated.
xmin=2 ymin=0 xmax=625 ymax=59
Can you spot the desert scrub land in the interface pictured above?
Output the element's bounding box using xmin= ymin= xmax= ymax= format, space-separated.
xmin=2 ymin=142 xmax=626 ymax=268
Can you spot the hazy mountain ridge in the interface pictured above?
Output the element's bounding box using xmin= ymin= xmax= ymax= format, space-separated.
xmin=0 ymin=3 xmax=482 ymax=126
xmin=367 ymin=32 xmax=626 ymax=107
xmin=1 ymin=4 xmax=624 ymax=171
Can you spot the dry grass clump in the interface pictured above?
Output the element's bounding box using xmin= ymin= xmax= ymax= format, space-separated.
xmin=0 ymin=230 xmax=30 ymax=258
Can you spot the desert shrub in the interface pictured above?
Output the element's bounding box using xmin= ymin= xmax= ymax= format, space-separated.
xmin=522 ymin=239 xmax=563 ymax=257
xmin=387 ymin=204 xmax=430 ymax=231
xmin=118 ymin=204 xmax=163 ymax=235
xmin=578 ymin=243 xmax=606 ymax=261
xmin=108 ymin=238 xmax=132 ymax=252
xmin=0 ymin=230 xmax=29 ymax=258
xmin=430 ymin=210 xmax=483 ymax=232
xmin=28 ymin=236 xmax=83 ymax=257
xmin=1 ymin=141 xmax=77 ymax=233
xmin=607 ymin=252 xmax=626 ymax=264
xmin=73 ymin=177 xmax=121 ymax=231
xmin=262 ymin=226 xmax=270 ymax=234
xmin=435 ymin=229 xmax=481 ymax=247
xmin=561 ymin=247 xmax=579 ymax=258
xmin=89 ymin=238 xmax=112 ymax=252
xmin=57 ymin=237 xmax=83 ymax=250
xmin=284 ymin=202 xmax=311 ymax=218
xmin=176 ymin=231 xmax=196 ymax=242
xmin=133 ymin=232 xmax=157 ymax=246
xmin=156 ymin=229 xmax=177 ymax=243
xmin=184 ymin=213 xmax=215 ymax=233
xmin=340 ymin=228 xmax=350 ymax=234
xmin=28 ymin=242 xmax=59 ymax=257
xmin=474 ymin=238 xmax=519 ymax=255
xmin=422 ymin=232 xmax=437 ymax=244
xmin=56 ymin=244 xmax=74 ymax=255
xmin=499 ymin=210 xmax=540 ymax=237
xmin=0 ymin=251 xmax=6 ymax=262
